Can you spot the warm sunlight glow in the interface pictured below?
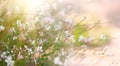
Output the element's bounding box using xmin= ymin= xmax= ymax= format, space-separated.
xmin=16 ymin=0 xmax=46 ymax=12
xmin=15 ymin=0 xmax=48 ymax=17
xmin=25 ymin=0 xmax=44 ymax=10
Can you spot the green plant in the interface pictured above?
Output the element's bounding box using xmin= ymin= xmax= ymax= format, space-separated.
xmin=0 ymin=0 xmax=109 ymax=66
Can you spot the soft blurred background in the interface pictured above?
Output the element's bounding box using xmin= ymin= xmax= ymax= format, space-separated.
xmin=64 ymin=0 xmax=120 ymax=66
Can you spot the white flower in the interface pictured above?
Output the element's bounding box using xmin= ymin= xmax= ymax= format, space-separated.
xmin=31 ymin=40 xmax=35 ymax=45
xmin=68 ymin=35 xmax=76 ymax=43
xmin=16 ymin=20 xmax=22 ymax=27
xmin=13 ymin=36 xmax=17 ymax=40
xmin=65 ymin=31 xmax=69 ymax=36
xmin=39 ymin=32 xmax=44 ymax=36
xmin=45 ymin=26 xmax=51 ymax=30
xmin=1 ymin=52 xmax=7 ymax=58
xmin=39 ymin=46 xmax=43 ymax=52
xmin=54 ymin=57 xmax=63 ymax=65
xmin=24 ymin=45 xmax=28 ymax=49
xmin=54 ymin=24 xmax=61 ymax=31
xmin=36 ymin=46 xmax=43 ymax=52
xmin=34 ymin=16 xmax=39 ymax=22
xmin=59 ymin=0 xmax=62 ymax=2
xmin=54 ymin=37 xmax=59 ymax=43
xmin=78 ymin=35 xmax=85 ymax=42
xmin=17 ymin=52 xmax=24 ymax=60
xmin=100 ymin=34 xmax=106 ymax=40
xmin=5 ymin=56 xmax=14 ymax=66
xmin=27 ymin=48 xmax=33 ymax=55
xmin=0 ymin=25 xmax=5 ymax=31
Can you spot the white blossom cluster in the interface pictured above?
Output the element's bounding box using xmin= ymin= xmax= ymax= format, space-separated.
xmin=5 ymin=56 xmax=14 ymax=66
xmin=0 ymin=52 xmax=14 ymax=66
xmin=0 ymin=0 xmax=108 ymax=66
